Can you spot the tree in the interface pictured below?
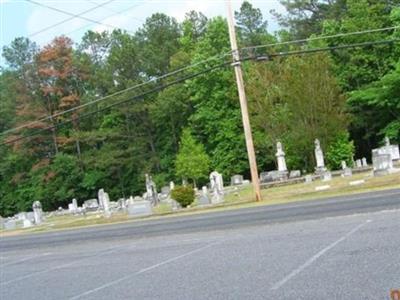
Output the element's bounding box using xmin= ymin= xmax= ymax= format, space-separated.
xmin=175 ymin=129 xmax=210 ymax=187
xmin=180 ymin=11 xmax=208 ymax=52
xmin=326 ymin=132 xmax=355 ymax=169
xmin=235 ymin=1 xmax=274 ymax=46
xmin=188 ymin=17 xmax=250 ymax=176
xmin=348 ymin=59 xmax=400 ymax=146
xmin=271 ymin=0 xmax=347 ymax=39
xmin=246 ymin=53 xmax=348 ymax=171
xmin=136 ymin=13 xmax=181 ymax=76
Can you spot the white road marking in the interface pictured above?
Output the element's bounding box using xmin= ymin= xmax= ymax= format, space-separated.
xmin=270 ymin=219 xmax=371 ymax=290
xmin=1 ymin=245 xmax=126 ymax=286
xmin=69 ymin=242 xmax=218 ymax=300
xmin=1 ymin=253 xmax=51 ymax=267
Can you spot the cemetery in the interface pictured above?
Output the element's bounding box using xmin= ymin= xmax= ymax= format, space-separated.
xmin=1 ymin=137 xmax=399 ymax=235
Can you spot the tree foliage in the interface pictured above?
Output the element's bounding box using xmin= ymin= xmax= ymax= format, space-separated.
xmin=175 ymin=129 xmax=210 ymax=186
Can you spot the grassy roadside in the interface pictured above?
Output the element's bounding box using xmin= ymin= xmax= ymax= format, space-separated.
xmin=1 ymin=171 xmax=399 ymax=237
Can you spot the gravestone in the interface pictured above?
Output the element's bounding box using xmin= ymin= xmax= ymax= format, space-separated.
xmin=231 ymin=174 xmax=244 ymax=186
xmin=118 ymin=198 xmax=127 ymax=211
xmin=384 ymin=137 xmax=400 ymax=161
xmin=32 ymin=201 xmax=43 ymax=225
xmin=276 ymin=141 xmax=288 ymax=173
xmin=341 ymin=161 xmax=347 ymax=170
xmin=314 ymin=139 xmax=327 ymax=174
xmin=198 ymin=186 xmax=210 ymax=205
xmin=84 ymin=199 xmax=99 ymax=211
xmin=362 ymin=157 xmax=368 ymax=167
xmin=127 ymin=200 xmax=152 ymax=217
xmin=16 ymin=212 xmax=27 ymax=221
xmin=342 ymin=167 xmax=352 ymax=177
xmin=98 ymin=189 xmax=111 ymax=216
xmin=375 ymin=137 xmax=400 ymax=161
xmin=23 ymin=219 xmax=33 ymax=228
xmin=98 ymin=189 xmax=105 ymax=209
xmin=169 ymin=181 xmax=175 ymax=191
xmin=4 ymin=220 xmax=16 ymax=230
xmin=260 ymin=171 xmax=287 ymax=183
xmin=161 ymin=186 xmax=170 ymax=195
xmin=355 ymin=159 xmax=362 ymax=168
xmin=72 ymin=198 xmax=78 ymax=210
xmin=260 ymin=171 xmax=272 ymax=183
xmin=322 ymin=171 xmax=332 ymax=182
xmin=372 ymin=149 xmax=393 ymax=176
xmin=289 ymin=170 xmax=301 ymax=178
xmin=304 ymin=175 xmax=313 ymax=184
xmin=26 ymin=212 xmax=35 ymax=222
xmin=68 ymin=203 xmax=76 ymax=214
xmin=145 ymin=174 xmax=159 ymax=205
xmin=209 ymin=171 xmax=224 ymax=204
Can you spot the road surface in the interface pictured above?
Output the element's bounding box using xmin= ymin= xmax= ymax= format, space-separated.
xmin=1 ymin=188 xmax=400 ymax=299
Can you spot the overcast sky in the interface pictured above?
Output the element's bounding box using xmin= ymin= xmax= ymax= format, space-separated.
xmin=0 ymin=0 xmax=286 ymax=65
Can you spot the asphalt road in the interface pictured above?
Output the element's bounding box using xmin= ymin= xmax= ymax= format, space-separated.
xmin=1 ymin=188 xmax=400 ymax=299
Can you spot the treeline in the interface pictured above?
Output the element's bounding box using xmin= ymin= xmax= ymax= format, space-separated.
xmin=0 ymin=0 xmax=399 ymax=216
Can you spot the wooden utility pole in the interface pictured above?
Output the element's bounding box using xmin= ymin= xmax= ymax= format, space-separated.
xmin=225 ymin=0 xmax=262 ymax=201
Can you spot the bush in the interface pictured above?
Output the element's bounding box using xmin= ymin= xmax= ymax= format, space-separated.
xmin=171 ymin=185 xmax=195 ymax=208
xmin=326 ymin=132 xmax=355 ymax=170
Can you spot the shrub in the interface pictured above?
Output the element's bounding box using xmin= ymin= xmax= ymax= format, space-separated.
xmin=171 ymin=185 xmax=195 ymax=208
xmin=326 ymin=132 xmax=355 ymax=170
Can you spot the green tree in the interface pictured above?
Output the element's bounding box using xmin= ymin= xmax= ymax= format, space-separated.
xmin=326 ymin=132 xmax=355 ymax=169
xmin=348 ymin=59 xmax=400 ymax=145
xmin=175 ymin=129 xmax=210 ymax=187
xmin=235 ymin=0 xmax=274 ymax=46
xmin=246 ymin=53 xmax=348 ymax=171
xmin=188 ymin=17 xmax=249 ymax=176
xmin=271 ymin=0 xmax=347 ymax=39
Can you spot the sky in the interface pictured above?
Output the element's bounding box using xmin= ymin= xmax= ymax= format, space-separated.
xmin=0 ymin=0 xmax=286 ymax=66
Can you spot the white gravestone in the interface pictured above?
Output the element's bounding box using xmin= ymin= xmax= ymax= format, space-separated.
xmin=23 ymin=219 xmax=33 ymax=228
xmin=72 ymin=198 xmax=78 ymax=210
xmin=322 ymin=171 xmax=332 ymax=182
xmin=361 ymin=157 xmax=368 ymax=167
xmin=276 ymin=141 xmax=288 ymax=172
xmin=98 ymin=189 xmax=111 ymax=216
xmin=32 ymin=201 xmax=43 ymax=225
xmin=355 ymin=159 xmax=362 ymax=168
xmin=231 ymin=174 xmax=244 ymax=186
xmin=169 ymin=181 xmax=175 ymax=191
xmin=341 ymin=161 xmax=352 ymax=176
xmin=145 ymin=174 xmax=159 ymax=205
xmin=210 ymin=171 xmax=224 ymax=204
xmin=314 ymin=139 xmax=326 ymax=173
xmin=127 ymin=200 xmax=152 ymax=217
xmin=4 ymin=220 xmax=16 ymax=230
xmin=304 ymin=175 xmax=313 ymax=184
xmin=385 ymin=137 xmax=400 ymax=160
xmin=198 ymin=186 xmax=210 ymax=205
xmin=289 ymin=170 xmax=301 ymax=178
xmin=372 ymin=149 xmax=393 ymax=176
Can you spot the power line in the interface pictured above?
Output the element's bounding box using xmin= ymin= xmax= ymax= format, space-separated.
xmin=266 ymin=39 xmax=400 ymax=58
xmin=0 ymin=51 xmax=232 ymax=137
xmin=2 ymin=38 xmax=399 ymax=147
xmin=25 ymin=0 xmax=135 ymax=37
xmin=241 ymin=25 xmax=400 ymax=52
xmin=65 ymin=2 xmax=144 ymax=36
xmin=0 ymin=59 xmax=234 ymax=146
xmin=1 ymin=26 xmax=398 ymax=137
